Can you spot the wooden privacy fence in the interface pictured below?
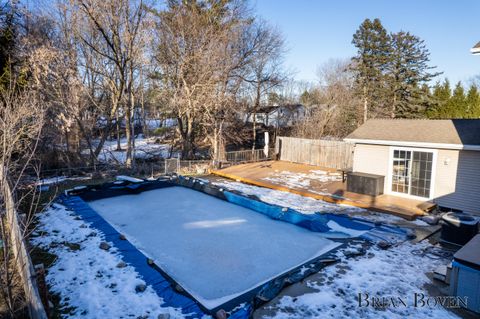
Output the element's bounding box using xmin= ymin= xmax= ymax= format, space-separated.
xmin=275 ymin=136 xmax=354 ymax=169
xmin=0 ymin=167 xmax=48 ymax=319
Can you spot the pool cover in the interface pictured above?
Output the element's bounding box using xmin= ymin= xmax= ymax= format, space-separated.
xmin=88 ymin=186 xmax=341 ymax=311
xmin=60 ymin=176 xmax=408 ymax=318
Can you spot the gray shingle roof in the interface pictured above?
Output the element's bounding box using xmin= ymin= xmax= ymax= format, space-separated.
xmin=345 ymin=119 xmax=480 ymax=146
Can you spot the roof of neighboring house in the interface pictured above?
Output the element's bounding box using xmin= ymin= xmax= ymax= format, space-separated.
xmin=471 ymin=41 xmax=480 ymax=54
xmin=344 ymin=119 xmax=480 ymax=150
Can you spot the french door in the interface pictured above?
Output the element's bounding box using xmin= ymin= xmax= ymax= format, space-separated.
xmin=391 ymin=149 xmax=433 ymax=198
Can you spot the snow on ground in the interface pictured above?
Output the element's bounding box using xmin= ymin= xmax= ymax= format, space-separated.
xmin=262 ymin=170 xmax=341 ymax=194
xmin=31 ymin=203 xmax=184 ymax=319
xmin=262 ymin=241 xmax=459 ymax=319
xmin=211 ymin=179 xmax=458 ymax=319
xmin=213 ymin=180 xmax=356 ymax=215
xmin=32 ymin=178 xmax=457 ymax=319
xmin=34 ymin=176 xmax=92 ymax=191
xmin=96 ymin=136 xmax=172 ymax=163
xmin=211 ymin=179 xmax=409 ymax=225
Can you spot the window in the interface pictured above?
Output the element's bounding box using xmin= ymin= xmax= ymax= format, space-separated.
xmin=391 ymin=149 xmax=433 ymax=198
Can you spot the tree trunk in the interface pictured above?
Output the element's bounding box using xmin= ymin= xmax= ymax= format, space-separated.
xmin=125 ymin=94 xmax=134 ymax=168
xmin=363 ymin=85 xmax=368 ymax=123
xmin=116 ymin=109 xmax=121 ymax=151
xmin=252 ymin=84 xmax=261 ymax=153
xmin=179 ymin=117 xmax=195 ymax=159
xmin=391 ymin=92 xmax=397 ymax=119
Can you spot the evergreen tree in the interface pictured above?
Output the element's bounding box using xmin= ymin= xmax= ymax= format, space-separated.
xmin=387 ymin=31 xmax=440 ymax=118
xmin=465 ymin=84 xmax=480 ymax=118
xmin=427 ymin=80 xmax=451 ymax=118
xmin=351 ymin=18 xmax=391 ymax=123
xmin=449 ymin=82 xmax=467 ymax=118
xmin=0 ymin=1 xmax=20 ymax=90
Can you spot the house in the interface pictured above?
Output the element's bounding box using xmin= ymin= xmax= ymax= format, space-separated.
xmin=471 ymin=41 xmax=480 ymax=55
xmin=344 ymin=119 xmax=480 ymax=215
xmin=252 ymin=104 xmax=308 ymax=128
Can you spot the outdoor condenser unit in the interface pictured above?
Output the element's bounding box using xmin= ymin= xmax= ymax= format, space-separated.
xmin=450 ymin=234 xmax=480 ymax=314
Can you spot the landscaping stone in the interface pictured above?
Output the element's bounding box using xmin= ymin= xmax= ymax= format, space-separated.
xmin=135 ymin=284 xmax=146 ymax=293
xmin=157 ymin=314 xmax=170 ymax=319
xmin=99 ymin=242 xmax=111 ymax=250
xmin=377 ymin=240 xmax=391 ymax=249
xmin=215 ymin=309 xmax=227 ymax=319
xmin=116 ymin=261 xmax=127 ymax=268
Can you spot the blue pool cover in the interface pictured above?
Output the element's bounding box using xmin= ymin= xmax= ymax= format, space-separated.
xmin=59 ymin=176 xmax=408 ymax=318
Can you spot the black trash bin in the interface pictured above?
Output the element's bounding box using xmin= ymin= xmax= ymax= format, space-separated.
xmin=440 ymin=212 xmax=479 ymax=246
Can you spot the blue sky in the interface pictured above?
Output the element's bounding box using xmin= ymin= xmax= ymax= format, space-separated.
xmin=254 ymin=0 xmax=480 ymax=85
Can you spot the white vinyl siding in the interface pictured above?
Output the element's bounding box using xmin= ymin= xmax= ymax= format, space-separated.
xmin=352 ymin=144 xmax=390 ymax=193
xmin=353 ymin=144 xmax=480 ymax=215
xmin=434 ymin=150 xmax=480 ymax=214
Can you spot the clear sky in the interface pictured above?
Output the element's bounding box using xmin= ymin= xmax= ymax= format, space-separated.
xmin=254 ymin=0 xmax=480 ymax=85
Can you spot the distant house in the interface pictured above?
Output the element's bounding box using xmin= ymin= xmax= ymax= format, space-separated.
xmin=471 ymin=41 xmax=480 ymax=55
xmin=344 ymin=119 xmax=480 ymax=214
xmin=252 ymin=104 xmax=308 ymax=128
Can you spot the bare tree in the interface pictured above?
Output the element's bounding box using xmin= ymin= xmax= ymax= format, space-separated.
xmin=152 ymin=0 xmax=254 ymax=159
xmin=293 ymin=59 xmax=360 ymax=139
xmin=0 ymin=42 xmax=51 ymax=319
xmin=242 ymin=21 xmax=287 ymax=152
xmin=63 ymin=0 xmax=150 ymax=168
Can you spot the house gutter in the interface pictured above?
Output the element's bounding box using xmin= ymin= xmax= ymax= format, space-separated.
xmin=343 ymin=138 xmax=480 ymax=151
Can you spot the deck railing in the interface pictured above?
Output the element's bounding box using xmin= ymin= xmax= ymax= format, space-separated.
xmin=224 ymin=148 xmax=275 ymax=164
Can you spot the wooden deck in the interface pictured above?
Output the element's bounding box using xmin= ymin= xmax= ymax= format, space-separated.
xmin=210 ymin=161 xmax=436 ymax=220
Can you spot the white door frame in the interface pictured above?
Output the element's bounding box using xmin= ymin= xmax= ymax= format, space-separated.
xmin=387 ymin=146 xmax=437 ymax=200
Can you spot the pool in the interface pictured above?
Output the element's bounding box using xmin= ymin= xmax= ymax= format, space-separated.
xmin=88 ymin=186 xmax=340 ymax=311
xmin=60 ymin=176 xmax=407 ymax=317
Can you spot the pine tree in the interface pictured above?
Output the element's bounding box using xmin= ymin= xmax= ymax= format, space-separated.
xmin=449 ymin=82 xmax=467 ymax=118
xmin=351 ymin=18 xmax=392 ymax=123
xmin=0 ymin=1 xmax=20 ymax=91
xmin=387 ymin=31 xmax=440 ymax=118
xmin=465 ymin=84 xmax=480 ymax=118
xmin=427 ymin=80 xmax=451 ymax=118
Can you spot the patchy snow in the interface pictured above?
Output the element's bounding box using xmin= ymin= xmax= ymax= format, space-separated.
xmin=35 ymin=176 xmax=91 ymax=187
xmin=262 ymin=241 xmax=459 ymax=319
xmin=262 ymin=170 xmax=341 ymax=194
xmin=211 ymin=179 xmax=422 ymax=225
xmin=116 ymin=175 xmax=144 ymax=183
xmin=32 ymin=178 xmax=456 ymax=318
xmin=88 ymin=187 xmax=341 ymax=310
xmin=208 ymin=179 xmax=458 ymax=319
xmin=326 ymin=220 xmax=367 ymax=238
xmin=31 ymin=203 xmax=184 ymax=319
xmin=212 ymin=179 xmax=364 ymax=215
xmin=96 ymin=136 xmax=172 ymax=164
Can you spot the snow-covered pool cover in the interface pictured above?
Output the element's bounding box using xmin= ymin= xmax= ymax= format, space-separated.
xmin=88 ymin=187 xmax=341 ymax=310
